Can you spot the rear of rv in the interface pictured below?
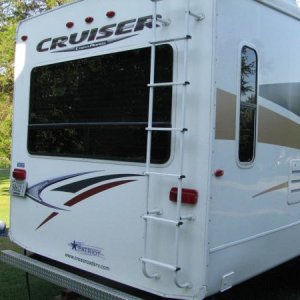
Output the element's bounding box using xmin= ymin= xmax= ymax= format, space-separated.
xmin=9 ymin=0 xmax=214 ymax=299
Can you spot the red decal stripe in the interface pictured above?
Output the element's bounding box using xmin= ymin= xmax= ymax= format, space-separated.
xmin=64 ymin=180 xmax=135 ymax=207
xmin=36 ymin=212 xmax=59 ymax=230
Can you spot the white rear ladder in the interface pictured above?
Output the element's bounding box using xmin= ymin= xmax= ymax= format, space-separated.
xmin=141 ymin=0 xmax=204 ymax=289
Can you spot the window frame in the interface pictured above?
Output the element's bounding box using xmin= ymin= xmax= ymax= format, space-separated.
xmin=27 ymin=44 xmax=175 ymax=165
xmin=236 ymin=44 xmax=259 ymax=167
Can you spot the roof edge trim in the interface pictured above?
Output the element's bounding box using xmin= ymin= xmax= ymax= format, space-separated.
xmin=255 ymin=0 xmax=300 ymax=21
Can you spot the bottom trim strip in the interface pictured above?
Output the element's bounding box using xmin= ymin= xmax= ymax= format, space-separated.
xmin=209 ymin=219 xmax=300 ymax=253
xmin=0 ymin=250 xmax=142 ymax=300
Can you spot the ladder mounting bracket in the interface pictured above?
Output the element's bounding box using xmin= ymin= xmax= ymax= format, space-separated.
xmin=189 ymin=11 xmax=205 ymax=21
xmin=181 ymin=215 xmax=194 ymax=221
xmin=156 ymin=17 xmax=171 ymax=27
xmin=141 ymin=260 xmax=160 ymax=280
xmin=148 ymin=209 xmax=162 ymax=215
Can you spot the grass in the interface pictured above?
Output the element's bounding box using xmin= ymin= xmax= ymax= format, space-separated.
xmin=0 ymin=170 xmax=62 ymax=299
xmin=0 ymin=169 xmax=10 ymax=227
xmin=0 ymin=237 xmax=62 ymax=299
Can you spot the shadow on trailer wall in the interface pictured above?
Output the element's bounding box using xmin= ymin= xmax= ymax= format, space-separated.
xmin=207 ymin=257 xmax=300 ymax=300
xmin=1 ymin=246 xmax=300 ymax=300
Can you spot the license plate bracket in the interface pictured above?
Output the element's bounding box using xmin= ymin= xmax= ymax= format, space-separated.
xmin=11 ymin=179 xmax=27 ymax=197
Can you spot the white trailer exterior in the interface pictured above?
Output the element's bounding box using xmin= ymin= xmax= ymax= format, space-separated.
xmin=4 ymin=0 xmax=300 ymax=299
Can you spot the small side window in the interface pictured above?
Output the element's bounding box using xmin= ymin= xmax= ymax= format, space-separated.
xmin=239 ymin=46 xmax=258 ymax=163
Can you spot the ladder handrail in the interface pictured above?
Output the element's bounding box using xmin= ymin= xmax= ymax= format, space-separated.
xmin=173 ymin=0 xmax=191 ymax=288
xmin=142 ymin=0 xmax=203 ymax=289
xmin=142 ymin=0 xmax=160 ymax=280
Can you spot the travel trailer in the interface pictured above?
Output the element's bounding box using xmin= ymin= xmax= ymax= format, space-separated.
xmin=2 ymin=0 xmax=300 ymax=299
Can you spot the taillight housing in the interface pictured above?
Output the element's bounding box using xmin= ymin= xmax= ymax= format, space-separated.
xmin=85 ymin=16 xmax=94 ymax=24
xmin=66 ymin=21 xmax=74 ymax=28
xmin=12 ymin=168 xmax=26 ymax=180
xmin=169 ymin=187 xmax=198 ymax=204
xmin=214 ymin=169 xmax=224 ymax=177
xmin=106 ymin=11 xmax=116 ymax=18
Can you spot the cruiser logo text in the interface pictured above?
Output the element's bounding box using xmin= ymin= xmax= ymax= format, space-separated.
xmin=37 ymin=15 xmax=162 ymax=53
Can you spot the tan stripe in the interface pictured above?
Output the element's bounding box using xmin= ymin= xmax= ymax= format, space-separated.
xmin=215 ymin=90 xmax=300 ymax=149
xmin=258 ymin=106 xmax=300 ymax=149
xmin=252 ymin=182 xmax=288 ymax=198
xmin=215 ymin=89 xmax=236 ymax=140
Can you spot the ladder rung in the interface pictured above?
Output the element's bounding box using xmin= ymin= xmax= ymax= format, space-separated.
xmin=143 ymin=215 xmax=183 ymax=226
xmin=144 ymin=171 xmax=186 ymax=179
xmin=148 ymin=81 xmax=190 ymax=88
xmin=150 ymin=35 xmax=191 ymax=45
xmin=141 ymin=258 xmax=179 ymax=272
xmin=146 ymin=127 xmax=187 ymax=132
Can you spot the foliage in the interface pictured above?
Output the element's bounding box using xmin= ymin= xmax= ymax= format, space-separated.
xmin=0 ymin=169 xmax=10 ymax=226
xmin=0 ymin=0 xmax=71 ymax=168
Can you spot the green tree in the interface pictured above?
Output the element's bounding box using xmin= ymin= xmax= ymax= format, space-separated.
xmin=0 ymin=0 xmax=71 ymax=167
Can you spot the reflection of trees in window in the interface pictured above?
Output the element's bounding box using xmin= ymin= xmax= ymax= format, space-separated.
xmin=239 ymin=46 xmax=257 ymax=163
xmin=28 ymin=45 xmax=173 ymax=163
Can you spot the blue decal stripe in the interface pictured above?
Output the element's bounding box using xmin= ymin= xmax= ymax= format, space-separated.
xmin=53 ymin=174 xmax=141 ymax=193
xmin=26 ymin=171 xmax=98 ymax=211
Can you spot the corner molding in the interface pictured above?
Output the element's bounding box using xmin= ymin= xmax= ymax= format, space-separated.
xmin=255 ymin=0 xmax=300 ymax=21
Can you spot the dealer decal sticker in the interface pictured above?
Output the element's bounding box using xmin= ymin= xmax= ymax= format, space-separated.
xmin=65 ymin=241 xmax=110 ymax=271
xmin=69 ymin=240 xmax=104 ymax=258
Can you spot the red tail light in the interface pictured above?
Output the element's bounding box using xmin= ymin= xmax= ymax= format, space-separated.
xmin=12 ymin=168 xmax=26 ymax=180
xmin=66 ymin=21 xmax=74 ymax=28
xmin=169 ymin=188 xmax=198 ymax=204
xmin=106 ymin=11 xmax=116 ymax=18
xmin=85 ymin=16 xmax=94 ymax=24
xmin=214 ymin=169 xmax=224 ymax=177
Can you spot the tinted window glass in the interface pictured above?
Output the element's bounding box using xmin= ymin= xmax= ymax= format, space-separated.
xmin=28 ymin=45 xmax=173 ymax=163
xmin=239 ymin=46 xmax=258 ymax=163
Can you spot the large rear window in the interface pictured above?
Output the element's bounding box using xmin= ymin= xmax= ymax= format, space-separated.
xmin=28 ymin=45 xmax=173 ymax=163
